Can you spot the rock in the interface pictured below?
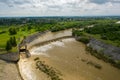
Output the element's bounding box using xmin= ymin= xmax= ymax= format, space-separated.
xmin=88 ymin=38 xmax=120 ymax=60
xmin=0 ymin=52 xmax=19 ymax=62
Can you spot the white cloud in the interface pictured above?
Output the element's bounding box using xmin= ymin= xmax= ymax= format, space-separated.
xmin=0 ymin=0 xmax=120 ymax=16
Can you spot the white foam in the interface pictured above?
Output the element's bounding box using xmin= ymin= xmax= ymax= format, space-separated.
xmin=30 ymin=38 xmax=74 ymax=56
xmin=30 ymin=44 xmax=52 ymax=56
xmin=62 ymin=38 xmax=75 ymax=42
xmin=51 ymin=41 xmax=65 ymax=47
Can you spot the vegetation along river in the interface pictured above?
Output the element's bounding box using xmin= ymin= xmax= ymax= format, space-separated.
xmin=18 ymin=30 xmax=120 ymax=80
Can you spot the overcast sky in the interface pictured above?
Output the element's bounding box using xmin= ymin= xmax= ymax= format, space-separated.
xmin=0 ymin=0 xmax=120 ymax=17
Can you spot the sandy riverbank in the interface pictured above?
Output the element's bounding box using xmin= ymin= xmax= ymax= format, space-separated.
xmin=0 ymin=60 xmax=22 ymax=80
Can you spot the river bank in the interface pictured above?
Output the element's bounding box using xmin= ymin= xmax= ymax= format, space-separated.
xmin=0 ymin=60 xmax=22 ymax=80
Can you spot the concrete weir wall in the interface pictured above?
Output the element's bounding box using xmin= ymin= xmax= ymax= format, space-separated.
xmin=88 ymin=38 xmax=120 ymax=60
xmin=24 ymin=29 xmax=72 ymax=49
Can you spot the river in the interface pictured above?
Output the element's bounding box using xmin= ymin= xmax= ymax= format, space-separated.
xmin=18 ymin=30 xmax=120 ymax=80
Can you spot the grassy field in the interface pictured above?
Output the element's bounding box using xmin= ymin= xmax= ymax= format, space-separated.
xmin=0 ymin=25 xmax=37 ymax=54
xmin=83 ymin=32 xmax=120 ymax=47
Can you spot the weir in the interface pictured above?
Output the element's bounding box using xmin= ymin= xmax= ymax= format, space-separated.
xmin=18 ymin=29 xmax=72 ymax=57
xmin=28 ymin=36 xmax=73 ymax=49
xmin=18 ymin=40 xmax=31 ymax=58
xmin=18 ymin=36 xmax=73 ymax=57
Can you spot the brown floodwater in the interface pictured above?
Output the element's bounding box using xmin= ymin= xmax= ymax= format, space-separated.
xmin=19 ymin=30 xmax=120 ymax=80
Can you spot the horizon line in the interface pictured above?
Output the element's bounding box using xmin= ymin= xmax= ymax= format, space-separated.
xmin=0 ymin=15 xmax=120 ymax=18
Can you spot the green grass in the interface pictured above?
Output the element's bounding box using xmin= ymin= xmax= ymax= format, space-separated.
xmin=0 ymin=27 xmax=36 ymax=54
xmin=0 ymin=32 xmax=9 ymax=48
xmin=83 ymin=32 xmax=120 ymax=47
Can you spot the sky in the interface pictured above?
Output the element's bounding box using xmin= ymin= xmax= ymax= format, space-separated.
xmin=0 ymin=0 xmax=120 ymax=17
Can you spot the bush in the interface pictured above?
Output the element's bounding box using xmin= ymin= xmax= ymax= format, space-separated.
xmin=72 ymin=29 xmax=83 ymax=36
xmin=9 ymin=27 xmax=17 ymax=35
xmin=34 ymin=57 xmax=39 ymax=61
xmin=79 ymin=37 xmax=89 ymax=44
xmin=0 ymin=31 xmax=6 ymax=34
xmin=85 ymin=23 xmax=120 ymax=41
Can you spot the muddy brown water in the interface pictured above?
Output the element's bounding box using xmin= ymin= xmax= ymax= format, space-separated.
xmin=19 ymin=30 xmax=120 ymax=80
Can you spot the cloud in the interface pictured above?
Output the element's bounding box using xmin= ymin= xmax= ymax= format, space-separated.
xmin=0 ymin=0 xmax=9 ymax=3
xmin=13 ymin=0 xmax=30 ymax=5
xmin=89 ymin=0 xmax=120 ymax=4
xmin=89 ymin=0 xmax=109 ymax=4
xmin=0 ymin=0 xmax=120 ymax=16
xmin=0 ymin=0 xmax=31 ymax=7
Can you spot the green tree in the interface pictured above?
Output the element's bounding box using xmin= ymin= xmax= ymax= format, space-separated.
xmin=13 ymin=36 xmax=17 ymax=47
xmin=9 ymin=27 xmax=17 ymax=35
xmin=27 ymin=26 xmax=32 ymax=30
xmin=10 ymin=37 xmax=14 ymax=45
xmin=9 ymin=36 xmax=17 ymax=47
xmin=5 ymin=40 xmax=12 ymax=51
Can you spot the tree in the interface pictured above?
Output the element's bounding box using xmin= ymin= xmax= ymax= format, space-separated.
xmin=5 ymin=36 xmax=17 ymax=51
xmin=27 ymin=26 xmax=32 ymax=30
xmin=9 ymin=36 xmax=17 ymax=47
xmin=10 ymin=37 xmax=14 ymax=45
xmin=9 ymin=27 xmax=17 ymax=35
xmin=13 ymin=36 xmax=17 ymax=47
xmin=5 ymin=40 xmax=12 ymax=51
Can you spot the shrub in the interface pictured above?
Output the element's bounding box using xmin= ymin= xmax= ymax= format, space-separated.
xmin=0 ymin=31 xmax=6 ymax=34
xmin=9 ymin=27 xmax=17 ymax=35
xmin=34 ymin=57 xmax=39 ymax=61
xmin=79 ymin=37 xmax=89 ymax=44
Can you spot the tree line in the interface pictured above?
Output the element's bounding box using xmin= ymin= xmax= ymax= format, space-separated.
xmin=85 ymin=23 xmax=120 ymax=41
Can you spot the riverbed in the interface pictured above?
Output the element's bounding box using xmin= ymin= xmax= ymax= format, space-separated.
xmin=18 ymin=29 xmax=120 ymax=80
